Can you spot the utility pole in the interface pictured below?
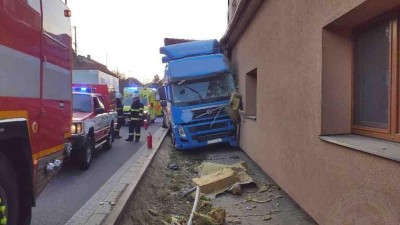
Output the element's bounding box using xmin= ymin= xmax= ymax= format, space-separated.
xmin=73 ymin=26 xmax=77 ymax=56
xmin=65 ymin=0 xmax=67 ymax=5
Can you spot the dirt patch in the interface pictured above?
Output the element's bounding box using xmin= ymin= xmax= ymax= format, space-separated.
xmin=118 ymin=137 xmax=205 ymax=225
xmin=118 ymin=136 xmax=317 ymax=225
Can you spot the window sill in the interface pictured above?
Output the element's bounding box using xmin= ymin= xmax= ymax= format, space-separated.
xmin=238 ymin=110 xmax=257 ymax=121
xmin=320 ymin=134 xmax=400 ymax=162
xmin=244 ymin=116 xmax=257 ymax=120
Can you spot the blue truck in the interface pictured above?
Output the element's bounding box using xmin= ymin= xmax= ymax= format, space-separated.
xmin=159 ymin=39 xmax=238 ymax=150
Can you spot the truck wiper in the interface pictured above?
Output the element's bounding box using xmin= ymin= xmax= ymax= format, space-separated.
xmin=214 ymin=83 xmax=231 ymax=96
xmin=178 ymin=81 xmax=205 ymax=103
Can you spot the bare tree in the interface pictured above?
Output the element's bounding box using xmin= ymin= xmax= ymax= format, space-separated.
xmin=111 ymin=69 xmax=126 ymax=80
xmin=151 ymin=74 xmax=163 ymax=88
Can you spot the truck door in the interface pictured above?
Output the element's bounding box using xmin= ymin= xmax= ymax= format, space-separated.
xmin=39 ymin=0 xmax=72 ymax=157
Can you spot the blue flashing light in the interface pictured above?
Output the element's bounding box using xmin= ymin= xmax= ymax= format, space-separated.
xmin=73 ymin=87 xmax=92 ymax=93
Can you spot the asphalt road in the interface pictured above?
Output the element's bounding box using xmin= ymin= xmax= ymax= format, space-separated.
xmin=31 ymin=120 xmax=161 ymax=225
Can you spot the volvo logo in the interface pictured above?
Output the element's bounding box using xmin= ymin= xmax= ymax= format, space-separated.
xmin=207 ymin=109 xmax=213 ymax=115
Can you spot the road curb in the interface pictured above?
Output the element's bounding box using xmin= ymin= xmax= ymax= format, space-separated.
xmin=99 ymin=128 xmax=168 ymax=225
xmin=65 ymin=127 xmax=169 ymax=225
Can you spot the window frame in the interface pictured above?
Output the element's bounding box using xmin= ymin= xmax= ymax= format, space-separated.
xmin=245 ymin=68 xmax=257 ymax=117
xmin=352 ymin=15 xmax=400 ymax=142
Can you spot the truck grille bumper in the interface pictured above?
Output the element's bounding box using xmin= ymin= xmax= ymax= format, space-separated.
xmin=192 ymin=130 xmax=235 ymax=142
xmin=188 ymin=122 xmax=227 ymax=133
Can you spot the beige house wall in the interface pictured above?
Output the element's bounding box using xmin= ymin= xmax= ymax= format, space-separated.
xmin=228 ymin=0 xmax=400 ymax=224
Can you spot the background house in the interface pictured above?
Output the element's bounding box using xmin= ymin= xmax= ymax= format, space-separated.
xmin=73 ymin=54 xmax=113 ymax=75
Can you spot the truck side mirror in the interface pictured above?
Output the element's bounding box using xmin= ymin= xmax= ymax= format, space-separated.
xmin=158 ymin=86 xmax=166 ymax=100
xmin=160 ymin=101 xmax=167 ymax=108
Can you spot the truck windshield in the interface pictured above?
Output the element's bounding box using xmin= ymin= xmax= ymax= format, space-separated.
xmin=171 ymin=73 xmax=235 ymax=105
xmin=73 ymin=94 xmax=92 ymax=112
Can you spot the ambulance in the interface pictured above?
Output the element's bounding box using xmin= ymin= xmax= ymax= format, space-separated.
xmin=122 ymin=87 xmax=161 ymax=124
xmin=139 ymin=87 xmax=162 ymax=122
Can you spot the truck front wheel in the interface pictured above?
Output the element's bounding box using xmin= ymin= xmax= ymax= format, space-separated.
xmin=0 ymin=152 xmax=20 ymax=225
xmin=162 ymin=115 xmax=168 ymax=128
xmin=79 ymin=136 xmax=94 ymax=170
xmin=170 ymin=131 xmax=176 ymax=149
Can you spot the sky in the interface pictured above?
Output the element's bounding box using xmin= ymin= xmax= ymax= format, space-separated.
xmin=67 ymin=0 xmax=229 ymax=84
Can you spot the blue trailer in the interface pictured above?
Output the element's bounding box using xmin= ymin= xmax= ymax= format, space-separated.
xmin=159 ymin=39 xmax=238 ymax=150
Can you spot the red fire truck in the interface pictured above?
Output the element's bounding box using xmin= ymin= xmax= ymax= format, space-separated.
xmin=0 ymin=1 xmax=72 ymax=224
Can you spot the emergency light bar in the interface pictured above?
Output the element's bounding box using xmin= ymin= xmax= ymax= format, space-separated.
xmin=72 ymin=87 xmax=96 ymax=93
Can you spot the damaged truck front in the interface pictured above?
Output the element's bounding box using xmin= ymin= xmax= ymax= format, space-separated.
xmin=159 ymin=39 xmax=238 ymax=150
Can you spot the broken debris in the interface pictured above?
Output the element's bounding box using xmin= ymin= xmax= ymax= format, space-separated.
xmin=193 ymin=162 xmax=254 ymax=197
xmin=246 ymin=194 xmax=272 ymax=203
xmin=263 ymin=215 xmax=272 ymax=221
xmin=193 ymin=212 xmax=219 ymax=225
xmin=168 ymin=163 xmax=180 ymax=171
xmin=148 ymin=209 xmax=159 ymax=216
xmin=170 ymin=215 xmax=187 ymax=225
xmin=228 ymin=183 xmax=242 ymax=195
xmin=257 ymin=183 xmax=269 ymax=193
xmin=207 ymin=208 xmax=226 ymax=224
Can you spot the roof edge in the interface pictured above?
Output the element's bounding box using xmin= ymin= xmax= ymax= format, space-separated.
xmin=220 ymin=0 xmax=264 ymax=50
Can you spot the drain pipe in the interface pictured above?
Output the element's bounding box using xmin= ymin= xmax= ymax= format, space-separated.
xmin=187 ymin=186 xmax=201 ymax=225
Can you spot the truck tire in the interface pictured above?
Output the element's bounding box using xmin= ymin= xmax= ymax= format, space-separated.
xmin=104 ymin=125 xmax=114 ymax=150
xmin=0 ymin=152 xmax=20 ymax=225
xmin=162 ymin=115 xmax=168 ymax=129
xmin=79 ymin=136 xmax=94 ymax=170
xmin=170 ymin=131 xmax=176 ymax=148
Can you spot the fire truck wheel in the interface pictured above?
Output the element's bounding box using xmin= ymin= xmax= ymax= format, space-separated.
xmin=104 ymin=126 xmax=114 ymax=150
xmin=79 ymin=136 xmax=94 ymax=170
xmin=0 ymin=152 xmax=20 ymax=225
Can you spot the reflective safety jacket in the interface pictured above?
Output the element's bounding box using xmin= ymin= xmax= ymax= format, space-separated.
xmin=130 ymin=101 xmax=144 ymax=121
xmin=116 ymin=99 xmax=124 ymax=118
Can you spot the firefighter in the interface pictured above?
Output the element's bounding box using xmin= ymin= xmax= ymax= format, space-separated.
xmin=126 ymin=94 xmax=144 ymax=142
xmin=114 ymin=93 xmax=125 ymax=139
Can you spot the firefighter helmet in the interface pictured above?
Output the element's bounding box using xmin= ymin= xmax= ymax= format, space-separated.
xmin=133 ymin=93 xmax=140 ymax=101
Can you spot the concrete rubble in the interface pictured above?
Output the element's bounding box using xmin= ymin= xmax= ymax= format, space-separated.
xmin=192 ymin=161 xmax=254 ymax=197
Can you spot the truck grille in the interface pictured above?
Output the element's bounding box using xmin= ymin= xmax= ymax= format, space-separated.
xmin=192 ymin=131 xmax=235 ymax=142
xmin=188 ymin=122 xmax=227 ymax=133
xmin=192 ymin=105 xmax=227 ymax=119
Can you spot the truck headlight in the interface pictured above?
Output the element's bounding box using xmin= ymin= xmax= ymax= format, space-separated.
xmin=71 ymin=123 xmax=84 ymax=134
xmin=178 ymin=126 xmax=186 ymax=138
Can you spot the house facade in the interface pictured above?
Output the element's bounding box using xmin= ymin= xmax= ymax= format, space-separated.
xmin=221 ymin=0 xmax=400 ymax=224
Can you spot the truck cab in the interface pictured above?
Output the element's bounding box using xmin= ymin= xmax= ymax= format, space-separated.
xmin=70 ymin=85 xmax=117 ymax=170
xmin=159 ymin=40 xmax=238 ymax=150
